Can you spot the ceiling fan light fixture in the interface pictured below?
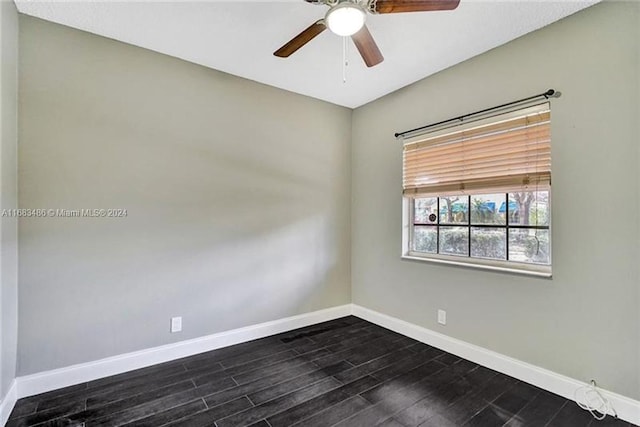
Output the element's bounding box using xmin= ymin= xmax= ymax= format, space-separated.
xmin=325 ymin=3 xmax=366 ymax=36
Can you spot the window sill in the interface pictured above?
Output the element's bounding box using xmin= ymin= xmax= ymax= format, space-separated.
xmin=401 ymin=253 xmax=552 ymax=278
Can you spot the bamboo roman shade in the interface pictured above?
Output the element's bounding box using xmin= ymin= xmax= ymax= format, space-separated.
xmin=402 ymin=103 xmax=551 ymax=197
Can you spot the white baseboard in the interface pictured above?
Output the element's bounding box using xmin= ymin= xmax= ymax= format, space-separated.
xmin=8 ymin=303 xmax=638 ymax=426
xmin=16 ymin=304 xmax=352 ymax=401
xmin=351 ymin=304 xmax=640 ymax=426
xmin=0 ymin=380 xmax=17 ymax=427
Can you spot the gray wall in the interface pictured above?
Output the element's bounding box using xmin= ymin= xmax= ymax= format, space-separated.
xmin=18 ymin=16 xmax=352 ymax=375
xmin=0 ymin=0 xmax=19 ymax=400
xmin=351 ymin=2 xmax=639 ymax=399
xmin=15 ymin=0 xmax=640 ymax=403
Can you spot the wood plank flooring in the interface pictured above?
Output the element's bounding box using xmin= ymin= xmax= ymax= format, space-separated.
xmin=7 ymin=316 xmax=634 ymax=427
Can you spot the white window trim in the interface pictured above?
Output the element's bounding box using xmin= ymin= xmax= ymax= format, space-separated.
xmin=400 ymin=100 xmax=553 ymax=278
xmin=401 ymin=197 xmax=552 ymax=278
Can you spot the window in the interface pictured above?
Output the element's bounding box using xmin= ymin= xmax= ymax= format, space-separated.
xmin=402 ymin=103 xmax=551 ymax=276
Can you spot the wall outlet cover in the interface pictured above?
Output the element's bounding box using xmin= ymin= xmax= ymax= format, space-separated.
xmin=170 ymin=316 xmax=182 ymax=333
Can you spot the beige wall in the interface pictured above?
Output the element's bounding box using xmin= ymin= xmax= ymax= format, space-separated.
xmin=351 ymin=2 xmax=640 ymax=399
xmin=0 ymin=0 xmax=19 ymax=400
xmin=18 ymin=16 xmax=352 ymax=375
xmin=15 ymin=0 xmax=640 ymax=404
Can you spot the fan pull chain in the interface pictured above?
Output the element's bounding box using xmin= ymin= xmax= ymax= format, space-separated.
xmin=342 ymin=36 xmax=349 ymax=83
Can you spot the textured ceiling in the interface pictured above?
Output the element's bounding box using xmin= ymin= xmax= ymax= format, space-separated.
xmin=15 ymin=0 xmax=597 ymax=108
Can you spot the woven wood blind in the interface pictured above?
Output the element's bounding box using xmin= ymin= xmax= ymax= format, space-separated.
xmin=403 ymin=103 xmax=551 ymax=197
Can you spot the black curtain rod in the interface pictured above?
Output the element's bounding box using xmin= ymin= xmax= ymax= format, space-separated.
xmin=394 ymin=89 xmax=558 ymax=139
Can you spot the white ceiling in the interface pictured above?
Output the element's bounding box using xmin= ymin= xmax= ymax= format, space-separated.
xmin=15 ymin=0 xmax=597 ymax=108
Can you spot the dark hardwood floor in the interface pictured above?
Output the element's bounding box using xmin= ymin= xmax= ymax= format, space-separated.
xmin=7 ymin=316 xmax=633 ymax=427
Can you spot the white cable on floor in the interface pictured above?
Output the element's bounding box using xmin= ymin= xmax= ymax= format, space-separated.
xmin=574 ymin=380 xmax=618 ymax=421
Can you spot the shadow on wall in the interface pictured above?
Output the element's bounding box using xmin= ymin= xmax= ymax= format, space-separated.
xmin=18 ymin=30 xmax=350 ymax=372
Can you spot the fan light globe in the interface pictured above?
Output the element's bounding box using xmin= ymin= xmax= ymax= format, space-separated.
xmin=325 ymin=3 xmax=366 ymax=36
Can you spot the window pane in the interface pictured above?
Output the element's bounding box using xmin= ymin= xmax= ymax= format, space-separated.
xmin=471 ymin=193 xmax=506 ymax=225
xmin=439 ymin=226 xmax=469 ymax=256
xmin=507 ymin=191 xmax=550 ymax=226
xmin=413 ymin=226 xmax=437 ymax=253
xmin=439 ymin=197 xmax=468 ymax=224
xmin=414 ymin=198 xmax=438 ymax=224
xmin=508 ymin=229 xmax=550 ymax=264
xmin=471 ymin=227 xmax=506 ymax=260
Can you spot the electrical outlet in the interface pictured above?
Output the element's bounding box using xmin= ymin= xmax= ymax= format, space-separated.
xmin=437 ymin=310 xmax=446 ymax=325
xmin=170 ymin=316 xmax=182 ymax=333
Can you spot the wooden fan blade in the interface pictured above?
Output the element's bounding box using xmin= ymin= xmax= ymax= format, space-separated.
xmin=351 ymin=25 xmax=384 ymax=67
xmin=373 ymin=0 xmax=460 ymax=14
xmin=274 ymin=20 xmax=326 ymax=58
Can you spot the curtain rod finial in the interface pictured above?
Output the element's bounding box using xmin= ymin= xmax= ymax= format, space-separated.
xmin=545 ymin=89 xmax=561 ymax=98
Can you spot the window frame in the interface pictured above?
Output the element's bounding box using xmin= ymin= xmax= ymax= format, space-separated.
xmin=402 ymin=194 xmax=552 ymax=277
xmin=400 ymin=101 xmax=553 ymax=277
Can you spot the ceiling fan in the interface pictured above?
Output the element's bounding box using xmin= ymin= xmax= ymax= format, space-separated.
xmin=274 ymin=0 xmax=461 ymax=68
